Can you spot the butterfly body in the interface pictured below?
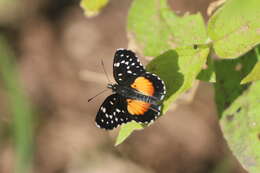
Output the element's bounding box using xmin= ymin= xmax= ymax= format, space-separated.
xmin=107 ymin=83 xmax=159 ymax=105
xmin=95 ymin=49 xmax=166 ymax=130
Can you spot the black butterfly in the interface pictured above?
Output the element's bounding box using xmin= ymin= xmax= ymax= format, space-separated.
xmin=95 ymin=49 xmax=166 ymax=130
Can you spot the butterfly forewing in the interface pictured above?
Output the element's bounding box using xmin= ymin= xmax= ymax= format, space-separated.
xmin=95 ymin=94 xmax=131 ymax=130
xmin=113 ymin=49 xmax=145 ymax=85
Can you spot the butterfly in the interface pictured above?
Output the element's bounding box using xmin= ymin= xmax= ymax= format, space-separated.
xmin=95 ymin=49 xmax=166 ymax=130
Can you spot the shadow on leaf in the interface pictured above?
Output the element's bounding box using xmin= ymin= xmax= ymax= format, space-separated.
xmin=214 ymin=49 xmax=257 ymax=118
xmin=146 ymin=50 xmax=184 ymax=112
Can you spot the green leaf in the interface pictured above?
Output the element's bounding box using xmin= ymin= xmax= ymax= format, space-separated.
xmin=255 ymin=46 xmax=260 ymax=61
xmin=0 ymin=36 xmax=34 ymax=173
xmin=241 ymin=46 xmax=260 ymax=84
xmin=208 ymin=0 xmax=260 ymax=58
xmin=147 ymin=46 xmax=210 ymax=113
xmin=214 ymin=49 xmax=257 ymax=117
xmin=128 ymin=0 xmax=208 ymax=57
xmin=241 ymin=62 xmax=260 ymax=84
xmin=80 ymin=0 xmax=109 ymax=17
xmin=197 ymin=56 xmax=216 ymax=83
xmin=115 ymin=122 xmax=143 ymax=146
xmin=116 ymin=0 xmax=210 ymax=145
xmin=116 ymin=46 xmax=210 ymax=145
xmin=220 ymin=81 xmax=260 ymax=172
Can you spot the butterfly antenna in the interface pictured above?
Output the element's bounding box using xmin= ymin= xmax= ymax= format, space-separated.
xmin=88 ymin=88 xmax=109 ymax=102
xmin=101 ymin=59 xmax=112 ymax=83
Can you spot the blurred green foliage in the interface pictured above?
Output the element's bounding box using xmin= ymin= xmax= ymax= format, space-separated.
xmin=241 ymin=46 xmax=260 ymax=84
xmin=207 ymin=0 xmax=260 ymax=58
xmin=214 ymin=49 xmax=257 ymax=116
xmin=0 ymin=36 xmax=34 ymax=173
xmin=80 ymin=0 xmax=109 ymax=17
xmin=241 ymin=61 xmax=260 ymax=84
xmin=221 ymin=81 xmax=260 ymax=172
xmin=128 ymin=0 xmax=208 ymax=57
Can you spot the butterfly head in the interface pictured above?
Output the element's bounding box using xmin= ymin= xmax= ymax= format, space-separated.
xmin=107 ymin=83 xmax=118 ymax=92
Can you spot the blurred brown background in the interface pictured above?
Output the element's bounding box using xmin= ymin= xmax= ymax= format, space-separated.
xmin=0 ymin=0 xmax=247 ymax=173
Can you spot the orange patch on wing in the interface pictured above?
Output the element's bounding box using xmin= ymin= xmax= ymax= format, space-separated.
xmin=127 ymin=99 xmax=151 ymax=115
xmin=131 ymin=77 xmax=154 ymax=96
xmin=127 ymin=77 xmax=154 ymax=115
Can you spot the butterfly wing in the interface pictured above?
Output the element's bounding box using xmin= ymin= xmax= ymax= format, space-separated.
xmin=113 ymin=49 xmax=166 ymax=124
xmin=95 ymin=94 xmax=131 ymax=130
xmin=126 ymin=72 xmax=166 ymax=123
xmin=143 ymin=72 xmax=166 ymax=101
xmin=113 ymin=49 xmax=145 ymax=85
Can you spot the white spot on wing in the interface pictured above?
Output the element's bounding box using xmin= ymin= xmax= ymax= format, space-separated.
xmin=160 ymin=95 xmax=165 ymax=100
xmin=114 ymin=62 xmax=120 ymax=67
xmin=96 ymin=122 xmax=101 ymax=128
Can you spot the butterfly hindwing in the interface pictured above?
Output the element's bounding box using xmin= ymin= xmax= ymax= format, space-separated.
xmin=127 ymin=102 xmax=162 ymax=124
xmin=142 ymin=72 xmax=166 ymax=101
xmin=125 ymin=72 xmax=165 ymax=124
xmin=95 ymin=94 xmax=131 ymax=130
xmin=113 ymin=49 xmax=145 ymax=85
